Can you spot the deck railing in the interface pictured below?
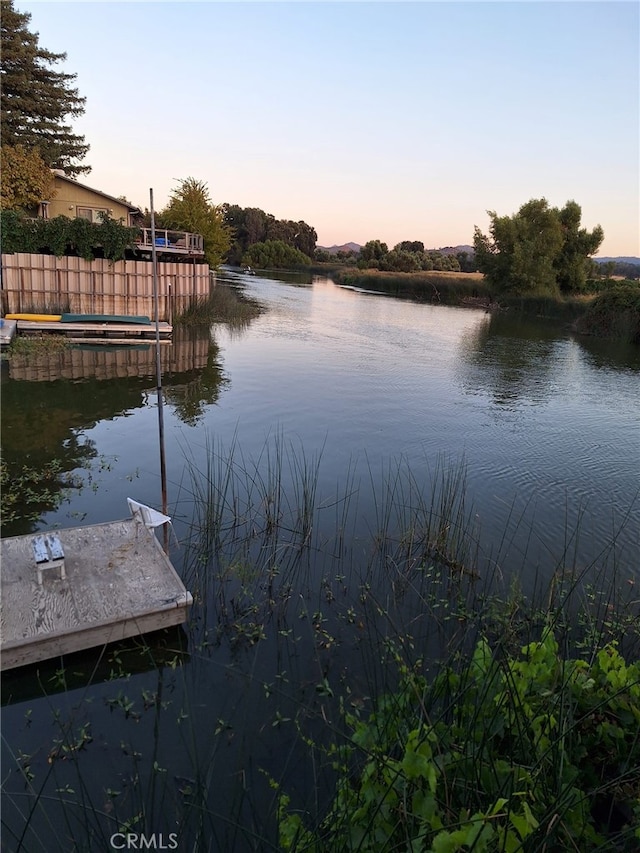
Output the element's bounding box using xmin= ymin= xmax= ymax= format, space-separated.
xmin=135 ymin=228 xmax=204 ymax=256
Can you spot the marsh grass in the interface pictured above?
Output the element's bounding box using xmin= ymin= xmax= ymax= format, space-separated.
xmin=332 ymin=271 xmax=617 ymax=330
xmin=2 ymin=439 xmax=638 ymax=852
xmin=334 ymin=270 xmax=489 ymax=306
xmin=173 ymin=283 xmax=262 ymax=327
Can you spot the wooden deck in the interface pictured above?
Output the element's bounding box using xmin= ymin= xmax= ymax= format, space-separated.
xmin=0 ymin=519 xmax=192 ymax=671
xmin=135 ymin=227 xmax=205 ymax=258
xmin=16 ymin=319 xmax=172 ymax=344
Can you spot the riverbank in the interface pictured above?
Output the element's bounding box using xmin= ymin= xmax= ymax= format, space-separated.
xmin=329 ymin=269 xmax=640 ymax=343
xmin=332 ymin=268 xmax=489 ymax=306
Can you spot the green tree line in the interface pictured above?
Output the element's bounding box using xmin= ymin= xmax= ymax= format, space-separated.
xmin=595 ymin=260 xmax=640 ymax=280
xmin=357 ymin=239 xmax=466 ymax=273
xmin=222 ymin=204 xmax=317 ymax=264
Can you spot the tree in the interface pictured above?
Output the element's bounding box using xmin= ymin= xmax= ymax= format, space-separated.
xmin=244 ymin=239 xmax=311 ymax=269
xmin=221 ymin=204 xmax=317 ymax=265
xmin=160 ymin=178 xmax=231 ymax=268
xmin=358 ymin=240 xmax=389 ymax=269
xmin=474 ymin=198 xmax=601 ymax=296
xmin=395 ymin=240 xmax=424 ymax=254
xmin=381 ymin=249 xmax=421 ymax=272
xmin=553 ymin=201 xmax=604 ymax=293
xmin=1 ymin=0 xmax=89 ymax=175
xmin=456 ymin=251 xmax=477 ymax=273
xmin=1 ymin=144 xmax=55 ymax=210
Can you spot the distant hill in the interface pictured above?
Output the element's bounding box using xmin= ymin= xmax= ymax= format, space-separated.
xmin=317 ymin=242 xmax=361 ymax=255
xmin=318 ymin=243 xmax=480 ymax=256
xmin=594 ymin=257 xmax=640 ymax=265
xmin=435 ymin=245 xmax=475 ymax=256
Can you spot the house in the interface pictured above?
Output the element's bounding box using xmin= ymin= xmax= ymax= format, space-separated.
xmin=42 ymin=171 xmax=142 ymax=226
xmin=40 ymin=172 xmax=205 ymax=260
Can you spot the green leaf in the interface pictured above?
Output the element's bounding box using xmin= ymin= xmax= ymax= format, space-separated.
xmin=432 ymin=828 xmax=469 ymax=853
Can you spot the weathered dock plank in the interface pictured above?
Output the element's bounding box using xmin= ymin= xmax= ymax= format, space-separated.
xmin=0 ymin=519 xmax=192 ymax=671
xmin=15 ymin=319 xmax=172 ymax=343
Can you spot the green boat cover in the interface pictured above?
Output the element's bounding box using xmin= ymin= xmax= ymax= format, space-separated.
xmin=61 ymin=314 xmax=152 ymax=325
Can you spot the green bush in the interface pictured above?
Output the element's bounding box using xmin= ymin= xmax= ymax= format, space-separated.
xmin=277 ymin=628 xmax=640 ymax=851
xmin=575 ymin=283 xmax=640 ymax=344
xmin=244 ymin=239 xmax=311 ymax=269
xmin=0 ymin=209 xmax=138 ymax=261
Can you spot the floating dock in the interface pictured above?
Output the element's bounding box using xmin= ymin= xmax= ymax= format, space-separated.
xmin=14 ymin=319 xmax=172 ymax=345
xmin=0 ymin=519 xmax=192 ymax=671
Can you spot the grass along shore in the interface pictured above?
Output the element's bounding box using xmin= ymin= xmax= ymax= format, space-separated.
xmin=331 ymin=269 xmax=640 ymax=343
xmin=172 ymin=280 xmax=263 ymax=327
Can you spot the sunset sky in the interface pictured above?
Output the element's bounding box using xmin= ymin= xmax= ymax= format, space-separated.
xmin=17 ymin=1 xmax=640 ymax=256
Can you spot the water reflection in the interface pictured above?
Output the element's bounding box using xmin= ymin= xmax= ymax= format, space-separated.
xmin=1 ymin=627 xmax=189 ymax=706
xmin=458 ymin=313 xmax=574 ymax=408
xmin=575 ymin=331 xmax=640 ymax=373
xmin=458 ymin=311 xmax=640 ymax=411
xmin=0 ymin=328 xmax=228 ymax=535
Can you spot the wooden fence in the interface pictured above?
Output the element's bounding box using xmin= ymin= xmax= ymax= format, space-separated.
xmin=0 ymin=253 xmax=211 ymax=321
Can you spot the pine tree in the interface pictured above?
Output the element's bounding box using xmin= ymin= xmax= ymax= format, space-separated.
xmin=1 ymin=0 xmax=89 ymax=175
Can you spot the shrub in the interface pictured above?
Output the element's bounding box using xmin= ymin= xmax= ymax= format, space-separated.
xmin=575 ymin=283 xmax=640 ymax=344
xmin=277 ymin=629 xmax=640 ymax=851
xmin=0 ymin=209 xmax=138 ymax=261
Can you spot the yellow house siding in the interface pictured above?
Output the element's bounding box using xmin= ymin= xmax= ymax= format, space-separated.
xmin=47 ymin=177 xmax=138 ymax=225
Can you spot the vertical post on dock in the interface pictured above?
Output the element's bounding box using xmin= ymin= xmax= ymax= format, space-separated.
xmin=150 ymin=190 xmax=169 ymax=549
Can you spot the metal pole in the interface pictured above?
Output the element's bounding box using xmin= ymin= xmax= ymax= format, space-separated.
xmin=150 ymin=190 xmax=169 ymax=543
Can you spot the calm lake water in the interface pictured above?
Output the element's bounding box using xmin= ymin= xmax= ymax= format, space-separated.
xmin=2 ymin=271 xmax=639 ymax=850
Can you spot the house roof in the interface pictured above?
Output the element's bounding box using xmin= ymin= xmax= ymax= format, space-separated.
xmin=51 ymin=173 xmax=142 ymax=214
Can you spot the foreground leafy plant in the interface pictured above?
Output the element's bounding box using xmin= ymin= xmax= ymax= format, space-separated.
xmin=277 ymin=628 xmax=640 ymax=851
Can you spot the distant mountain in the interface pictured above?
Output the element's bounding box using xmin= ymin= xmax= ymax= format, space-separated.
xmin=435 ymin=245 xmax=475 ymax=256
xmin=318 ymin=243 xmax=479 ymax=256
xmin=594 ymin=257 xmax=640 ymax=265
xmin=317 ymin=242 xmax=361 ymax=255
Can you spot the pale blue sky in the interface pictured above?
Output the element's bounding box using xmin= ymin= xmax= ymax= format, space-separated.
xmin=17 ymin=1 xmax=640 ymax=255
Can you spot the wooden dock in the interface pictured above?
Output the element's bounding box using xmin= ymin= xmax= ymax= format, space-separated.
xmin=15 ymin=319 xmax=172 ymax=345
xmin=0 ymin=519 xmax=192 ymax=671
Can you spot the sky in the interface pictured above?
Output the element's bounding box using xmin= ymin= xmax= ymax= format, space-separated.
xmin=16 ymin=1 xmax=640 ymax=256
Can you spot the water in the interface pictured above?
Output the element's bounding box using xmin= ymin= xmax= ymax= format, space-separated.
xmin=2 ymin=272 xmax=639 ymax=850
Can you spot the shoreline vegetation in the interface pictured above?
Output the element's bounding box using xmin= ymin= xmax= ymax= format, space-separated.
xmin=315 ymin=267 xmax=640 ymax=345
